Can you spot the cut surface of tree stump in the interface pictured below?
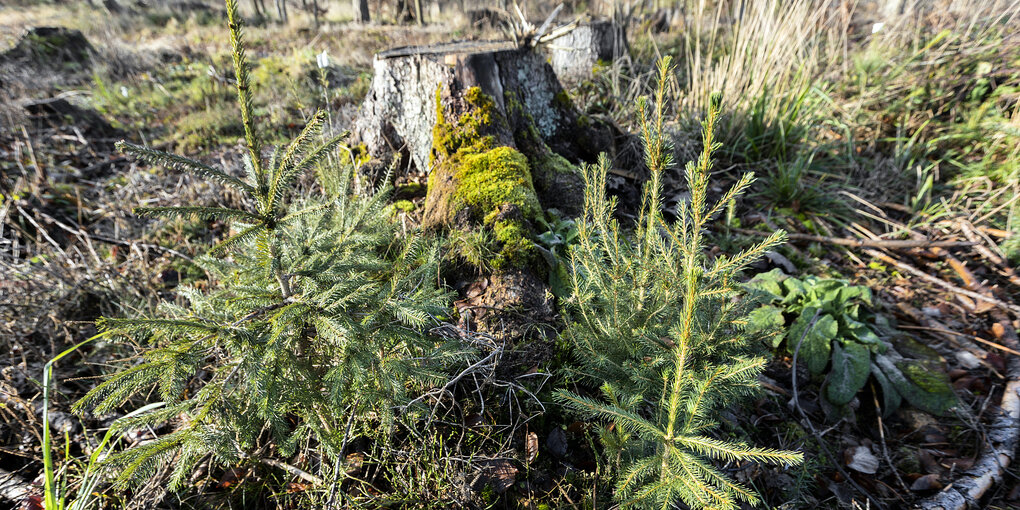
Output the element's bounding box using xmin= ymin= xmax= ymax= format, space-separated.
xmin=355 ymin=41 xmax=614 ymax=338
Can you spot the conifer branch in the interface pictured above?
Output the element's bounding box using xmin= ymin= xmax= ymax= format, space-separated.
xmin=134 ymin=206 xmax=263 ymax=223
xmin=116 ymin=141 xmax=254 ymax=194
xmin=224 ymin=0 xmax=264 ymax=186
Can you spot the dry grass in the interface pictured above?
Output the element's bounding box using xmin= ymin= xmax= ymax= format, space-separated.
xmin=677 ymin=0 xmax=845 ymax=128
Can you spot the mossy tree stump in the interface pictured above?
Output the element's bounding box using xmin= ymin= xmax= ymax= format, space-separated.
xmin=355 ymin=41 xmax=613 ymax=338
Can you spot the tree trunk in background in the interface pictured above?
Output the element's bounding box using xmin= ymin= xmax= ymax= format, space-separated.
xmin=251 ymin=0 xmax=262 ymax=18
xmin=414 ymin=0 xmax=424 ymax=25
xmin=547 ymin=20 xmax=627 ymax=88
xmin=276 ymin=0 xmax=288 ymax=23
xmin=354 ymin=0 xmax=370 ymax=22
xmin=354 ymin=41 xmax=616 ymax=339
xmin=881 ymin=0 xmax=905 ymax=17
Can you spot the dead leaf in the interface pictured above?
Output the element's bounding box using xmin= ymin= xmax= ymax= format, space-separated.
xmin=525 ymin=431 xmax=538 ymax=464
xmin=918 ymin=449 xmax=942 ymax=474
xmin=910 ymin=473 xmax=943 ymax=491
xmin=546 ymin=427 xmax=568 ymax=457
xmin=345 ymin=452 xmax=365 ymax=474
xmin=285 ymin=482 xmax=312 ymax=493
xmin=765 ymin=251 xmax=796 ymax=273
xmin=845 ymin=446 xmax=879 ymax=474
xmin=218 ymin=467 xmax=249 ymax=488
xmin=986 ymin=352 xmax=1006 ymax=373
xmin=475 ymin=459 xmax=518 ymax=494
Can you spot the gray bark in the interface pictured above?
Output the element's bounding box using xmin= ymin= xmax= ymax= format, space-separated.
xmin=0 ymin=468 xmax=34 ymax=505
xmin=547 ymin=21 xmax=626 ymax=88
xmin=355 ymin=40 xmax=608 ymax=181
xmin=915 ymin=309 xmax=1020 ymax=509
xmin=353 ymin=0 xmax=369 ymax=22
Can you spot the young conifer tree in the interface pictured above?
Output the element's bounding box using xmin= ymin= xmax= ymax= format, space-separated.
xmin=74 ymin=0 xmax=461 ymax=489
xmin=553 ymin=58 xmax=803 ymax=509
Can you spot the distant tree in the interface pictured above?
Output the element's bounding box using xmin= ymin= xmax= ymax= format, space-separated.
xmin=275 ymin=0 xmax=287 ymax=22
xmin=354 ymin=0 xmax=370 ymax=22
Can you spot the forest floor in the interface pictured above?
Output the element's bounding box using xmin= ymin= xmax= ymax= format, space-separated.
xmin=2 ymin=1 xmax=1020 ymax=509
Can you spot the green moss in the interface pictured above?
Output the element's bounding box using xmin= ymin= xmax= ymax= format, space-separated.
xmin=553 ymin=89 xmax=574 ymax=110
xmin=427 ymin=87 xmax=543 ymax=270
xmin=532 ymin=150 xmax=576 ymax=177
xmin=393 ymin=200 xmax=416 ymax=212
xmin=431 ymin=86 xmax=504 ymax=164
xmin=492 ymin=219 xmax=537 ymax=270
xmin=394 ymin=182 xmax=424 ymax=199
xmin=452 ymin=147 xmax=540 ymax=221
xmin=898 ymin=362 xmax=953 ymax=394
xmin=351 ymin=142 xmax=371 ymax=166
xmin=503 ymin=91 xmax=581 ymax=180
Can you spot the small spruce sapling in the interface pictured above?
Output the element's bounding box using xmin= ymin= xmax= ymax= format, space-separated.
xmin=74 ymin=0 xmax=462 ymax=489
xmin=554 ymin=58 xmax=803 ymax=509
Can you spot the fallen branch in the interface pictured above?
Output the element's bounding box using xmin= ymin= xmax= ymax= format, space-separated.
xmin=0 ymin=468 xmax=35 ymax=504
xmin=733 ymin=228 xmax=975 ymax=249
xmin=976 ymin=226 xmax=1012 ymax=239
xmin=916 ymin=251 xmax=1020 ymax=509
xmin=261 ymin=459 xmax=323 ymax=485
xmin=916 ymin=310 xmax=1020 ymax=509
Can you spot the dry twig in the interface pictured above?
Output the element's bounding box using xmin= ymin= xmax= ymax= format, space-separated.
xmin=733 ymin=228 xmax=975 ymax=249
xmin=863 ymin=249 xmax=1020 ymax=315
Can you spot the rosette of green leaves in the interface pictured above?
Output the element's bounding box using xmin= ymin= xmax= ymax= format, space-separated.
xmin=747 ymin=269 xmax=955 ymax=416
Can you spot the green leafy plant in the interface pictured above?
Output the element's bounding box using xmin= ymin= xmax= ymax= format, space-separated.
xmin=73 ymin=0 xmax=463 ymax=490
xmin=553 ymin=59 xmax=803 ymax=510
xmin=534 ymin=208 xmax=579 ymax=298
xmin=747 ymin=269 xmax=956 ymax=415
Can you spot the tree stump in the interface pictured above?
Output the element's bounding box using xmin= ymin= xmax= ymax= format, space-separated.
xmin=548 ymin=21 xmax=626 ymax=88
xmin=354 ymin=41 xmax=614 ymax=338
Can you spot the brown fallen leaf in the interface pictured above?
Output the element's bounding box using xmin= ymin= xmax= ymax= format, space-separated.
xmin=475 ymin=459 xmax=518 ymax=494
xmin=910 ymin=473 xmax=943 ymax=491
xmin=285 ymin=482 xmax=312 ymax=493
xmin=918 ymin=449 xmax=942 ymax=474
xmin=218 ymin=467 xmax=249 ymax=488
xmin=525 ymin=431 xmax=538 ymax=464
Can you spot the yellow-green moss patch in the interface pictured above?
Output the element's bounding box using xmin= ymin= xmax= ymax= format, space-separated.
xmin=431 ymin=86 xmax=504 ymax=164
xmin=452 ymin=147 xmax=540 ymax=221
xmin=425 ymin=86 xmax=544 ymax=270
xmin=492 ymin=219 xmax=537 ymax=270
xmin=393 ymin=199 xmax=416 ymax=212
